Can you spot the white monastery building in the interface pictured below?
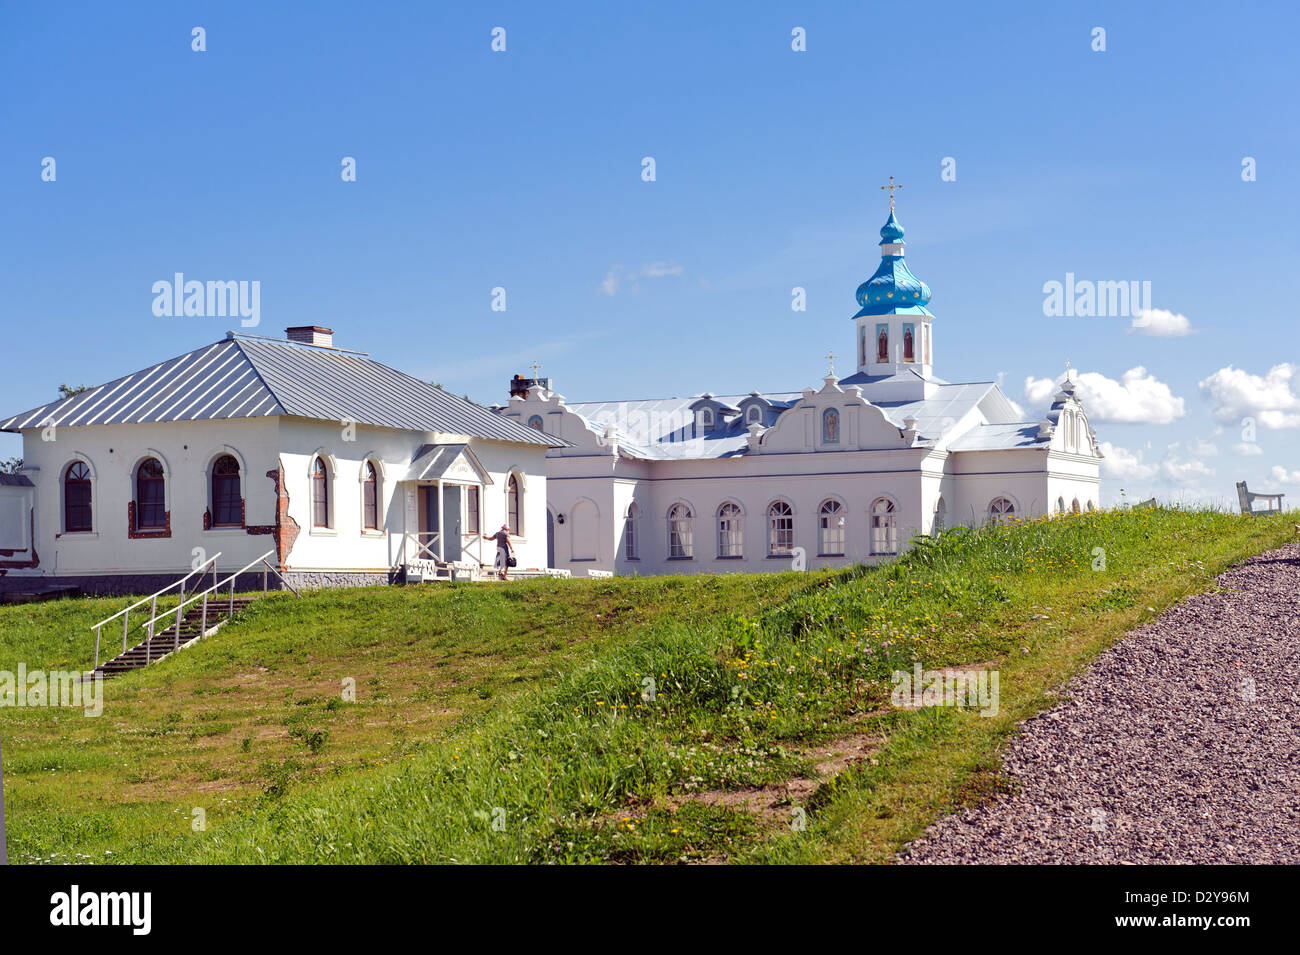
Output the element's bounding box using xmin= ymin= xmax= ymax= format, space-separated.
xmin=0 ymin=205 xmax=1102 ymax=592
xmin=0 ymin=326 xmax=558 ymax=594
xmin=500 ymin=207 xmax=1103 ymax=576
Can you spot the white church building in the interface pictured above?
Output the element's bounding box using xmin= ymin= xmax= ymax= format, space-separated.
xmin=500 ymin=206 xmax=1103 ymax=576
xmin=0 ymin=326 xmax=558 ymax=594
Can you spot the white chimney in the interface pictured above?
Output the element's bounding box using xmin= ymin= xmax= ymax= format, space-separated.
xmin=285 ymin=325 xmax=334 ymax=347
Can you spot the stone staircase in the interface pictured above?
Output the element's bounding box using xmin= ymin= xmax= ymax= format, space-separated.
xmin=92 ymin=594 xmax=260 ymax=679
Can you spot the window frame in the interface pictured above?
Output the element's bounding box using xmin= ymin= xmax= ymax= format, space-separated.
xmin=667 ymin=503 xmax=694 ymax=560
xmin=362 ymin=460 xmax=380 ymax=531
xmin=506 ymin=472 xmax=522 ymax=536
xmin=767 ymin=500 xmax=795 ymax=557
xmin=134 ymin=457 xmax=167 ymax=531
xmin=63 ymin=460 xmax=93 ymax=533
xmin=211 ymin=454 xmax=243 ymax=528
xmin=818 ymin=498 xmax=845 ymax=556
xmin=716 ymin=501 xmax=744 ymax=558
xmin=870 ymin=497 xmax=898 ymax=555
xmin=624 ymin=502 xmax=640 ymax=560
xmin=988 ymin=496 xmax=1016 ymax=527
xmin=311 ymin=456 xmax=331 ymax=529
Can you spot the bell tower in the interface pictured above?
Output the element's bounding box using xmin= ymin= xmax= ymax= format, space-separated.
xmin=852 ymin=183 xmax=934 ymax=381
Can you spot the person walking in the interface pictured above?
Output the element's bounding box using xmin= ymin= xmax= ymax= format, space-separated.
xmin=490 ymin=523 xmax=513 ymax=580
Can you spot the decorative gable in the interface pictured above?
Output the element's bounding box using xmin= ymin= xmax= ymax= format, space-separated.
xmin=750 ymin=376 xmax=913 ymax=453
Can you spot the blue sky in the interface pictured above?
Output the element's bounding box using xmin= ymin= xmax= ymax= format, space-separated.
xmin=2 ymin=1 xmax=1297 ymax=506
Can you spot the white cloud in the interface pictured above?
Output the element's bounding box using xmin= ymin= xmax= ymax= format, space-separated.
xmin=1099 ymin=441 xmax=1156 ymax=479
xmin=1198 ymin=363 xmax=1300 ymax=429
xmin=1270 ymin=465 xmax=1300 ymax=485
xmin=601 ymin=261 xmax=684 ymax=296
xmin=1160 ymin=456 xmax=1215 ymax=484
xmin=1025 ymin=366 xmax=1185 ymax=424
xmin=1187 ymin=438 xmax=1219 ymax=458
xmin=1232 ymin=442 xmax=1263 ymax=456
xmin=1129 ymin=307 xmax=1191 ymax=337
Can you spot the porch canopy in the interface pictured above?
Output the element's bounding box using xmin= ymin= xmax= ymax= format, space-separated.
xmin=398 ymin=443 xmax=493 ymax=568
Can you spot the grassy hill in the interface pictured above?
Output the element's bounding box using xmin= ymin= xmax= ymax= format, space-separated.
xmin=1 ymin=507 xmax=1292 ymax=864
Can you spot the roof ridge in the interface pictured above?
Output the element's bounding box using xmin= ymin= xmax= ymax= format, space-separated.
xmin=229 ymin=338 xmax=289 ymax=417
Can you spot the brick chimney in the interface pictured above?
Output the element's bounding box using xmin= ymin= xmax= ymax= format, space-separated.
xmin=285 ymin=326 xmax=334 ymax=347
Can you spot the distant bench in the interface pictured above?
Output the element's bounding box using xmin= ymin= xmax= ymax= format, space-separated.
xmin=1237 ymin=481 xmax=1284 ymax=516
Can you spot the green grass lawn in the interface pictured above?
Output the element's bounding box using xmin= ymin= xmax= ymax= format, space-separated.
xmin=1 ymin=507 xmax=1292 ymax=864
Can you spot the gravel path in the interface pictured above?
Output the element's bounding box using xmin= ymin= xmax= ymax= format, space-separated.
xmin=900 ymin=541 xmax=1300 ymax=864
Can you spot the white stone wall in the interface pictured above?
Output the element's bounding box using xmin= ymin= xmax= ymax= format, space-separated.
xmin=14 ymin=417 xmax=280 ymax=577
xmin=10 ymin=417 xmax=550 ymax=581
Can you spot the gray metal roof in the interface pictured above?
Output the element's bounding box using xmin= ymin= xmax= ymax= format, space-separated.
xmin=946 ymin=422 xmax=1046 ymax=451
xmin=0 ymin=473 xmax=34 ymax=487
xmin=0 ymin=334 xmax=558 ymax=447
xmin=563 ymin=381 xmax=1026 ymax=460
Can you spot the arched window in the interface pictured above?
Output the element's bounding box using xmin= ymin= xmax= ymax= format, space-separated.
xmin=700 ymin=408 xmax=714 ymax=430
xmin=819 ymin=499 xmax=845 ymax=556
xmin=624 ymin=502 xmax=640 ymax=560
xmin=311 ymin=456 xmax=330 ymax=528
xmin=933 ymin=496 xmax=946 ymax=536
xmin=717 ymin=502 xmax=743 ymax=558
xmin=507 ymin=473 xmax=521 ymax=535
xmin=63 ymin=461 xmax=92 ymax=532
xmin=822 ymin=408 xmax=840 ymax=444
xmin=668 ymin=503 xmax=694 ymax=559
xmin=135 ymin=458 xmax=166 ymax=530
xmin=1071 ymin=497 xmax=1081 ymax=515
xmin=211 ymin=455 xmax=242 ymax=527
xmin=767 ymin=500 xmax=794 ymax=556
xmin=870 ymin=497 xmax=897 ymax=554
xmin=527 ymin=415 xmax=544 ymax=431
xmin=746 ymin=405 xmax=763 ymax=426
xmin=1086 ymin=499 xmax=1096 ymax=512
xmin=1056 ymin=496 xmax=1065 ymax=515
xmin=988 ymin=496 xmax=1016 ymax=527
xmin=362 ymin=461 xmax=379 ymax=530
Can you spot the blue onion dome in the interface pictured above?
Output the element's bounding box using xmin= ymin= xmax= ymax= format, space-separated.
xmin=853 ymin=210 xmax=933 ymax=316
xmin=879 ymin=210 xmax=905 ymax=245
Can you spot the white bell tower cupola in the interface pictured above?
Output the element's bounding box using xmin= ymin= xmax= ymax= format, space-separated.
xmin=852 ymin=184 xmax=935 ymax=382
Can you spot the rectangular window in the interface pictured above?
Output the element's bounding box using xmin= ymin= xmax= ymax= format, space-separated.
xmin=138 ymin=481 xmax=165 ymax=529
xmin=66 ymin=488 xmax=92 ymax=532
xmin=213 ymin=476 xmax=241 ymax=526
xmin=363 ymin=481 xmax=378 ymax=530
xmin=467 ymin=486 xmax=480 ymax=535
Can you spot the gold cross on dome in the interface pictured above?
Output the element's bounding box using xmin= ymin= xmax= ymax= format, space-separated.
xmin=529 ymin=360 xmax=542 ymax=380
xmin=826 ymin=349 xmax=837 ymax=376
xmin=1065 ymin=358 xmax=1071 ymax=381
xmin=881 ymin=175 xmax=902 ymax=211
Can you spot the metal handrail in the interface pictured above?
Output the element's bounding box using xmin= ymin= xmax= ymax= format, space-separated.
xmin=141 ymin=550 xmax=299 ymax=658
xmin=90 ymin=552 xmax=221 ymax=669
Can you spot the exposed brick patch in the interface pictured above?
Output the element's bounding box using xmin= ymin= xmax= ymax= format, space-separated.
xmin=127 ymin=501 xmax=171 ymax=539
xmin=267 ymin=464 xmax=300 ymax=570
